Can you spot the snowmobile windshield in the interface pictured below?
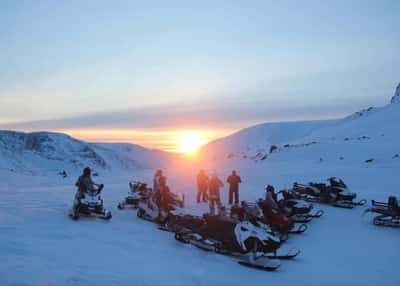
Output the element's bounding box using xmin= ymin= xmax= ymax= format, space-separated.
xmin=234 ymin=222 xmax=280 ymax=252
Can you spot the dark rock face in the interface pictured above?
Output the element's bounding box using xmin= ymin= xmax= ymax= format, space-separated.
xmin=269 ymin=145 xmax=278 ymax=154
xmin=391 ymin=82 xmax=400 ymax=104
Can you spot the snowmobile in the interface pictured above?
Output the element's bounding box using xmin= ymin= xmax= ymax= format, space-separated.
xmin=172 ymin=213 xmax=300 ymax=271
xmin=364 ymin=196 xmax=400 ymax=227
xmin=231 ymin=201 xmax=308 ymax=235
xmin=292 ymin=177 xmax=366 ymax=208
xmin=70 ymin=184 xmax=112 ymax=220
xmin=136 ymin=185 xmax=185 ymax=225
xmin=277 ymin=190 xmax=324 ymax=223
xmin=117 ymin=181 xmax=152 ymax=209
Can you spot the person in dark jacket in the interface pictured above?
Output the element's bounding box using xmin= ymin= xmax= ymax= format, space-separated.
xmin=264 ymin=185 xmax=278 ymax=209
xmin=155 ymin=174 xmax=172 ymax=220
xmin=227 ymin=170 xmax=242 ymax=205
xmin=153 ymin=169 xmax=163 ymax=193
xmin=208 ymin=173 xmax=224 ymax=215
xmin=196 ymin=169 xmax=209 ymax=203
xmin=73 ymin=167 xmax=103 ymax=210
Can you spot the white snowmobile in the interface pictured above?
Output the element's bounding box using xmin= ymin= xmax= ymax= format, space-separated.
xmin=70 ymin=184 xmax=112 ymax=220
xmin=118 ymin=181 xmax=152 ymax=209
xmin=172 ymin=214 xmax=300 ymax=271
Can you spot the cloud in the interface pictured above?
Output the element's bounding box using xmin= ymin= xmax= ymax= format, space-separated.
xmin=0 ymin=93 xmax=383 ymax=132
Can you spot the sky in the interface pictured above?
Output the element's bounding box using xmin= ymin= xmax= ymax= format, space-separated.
xmin=0 ymin=0 xmax=399 ymax=152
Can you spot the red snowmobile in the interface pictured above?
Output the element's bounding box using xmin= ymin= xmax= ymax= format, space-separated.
xmin=231 ymin=201 xmax=307 ymax=235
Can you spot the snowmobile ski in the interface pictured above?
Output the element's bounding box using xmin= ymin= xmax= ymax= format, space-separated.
xmin=266 ymin=248 xmax=300 ymax=260
xmin=288 ymin=223 xmax=308 ymax=234
xmin=69 ymin=208 xmax=112 ymax=220
xmin=238 ymin=256 xmax=281 ymax=271
xmin=311 ymin=209 xmax=324 ymax=218
xmin=373 ymin=215 xmax=400 ymax=227
xmin=289 ymin=214 xmax=313 ymax=223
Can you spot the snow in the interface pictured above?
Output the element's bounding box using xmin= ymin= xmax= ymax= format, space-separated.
xmin=1 ymin=84 xmax=400 ymax=285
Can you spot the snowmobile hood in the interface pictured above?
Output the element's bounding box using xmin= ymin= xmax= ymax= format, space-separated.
xmin=234 ymin=221 xmax=280 ymax=252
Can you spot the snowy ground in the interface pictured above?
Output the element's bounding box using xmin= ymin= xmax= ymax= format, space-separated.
xmin=1 ymin=154 xmax=399 ymax=286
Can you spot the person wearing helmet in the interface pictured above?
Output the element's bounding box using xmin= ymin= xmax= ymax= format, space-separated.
xmin=73 ymin=167 xmax=103 ymax=211
xmin=153 ymin=169 xmax=163 ymax=194
xmin=196 ymin=169 xmax=209 ymax=203
xmin=155 ymin=174 xmax=170 ymax=220
xmin=227 ymin=170 xmax=242 ymax=205
xmin=208 ymin=173 xmax=224 ymax=215
xmin=264 ymin=185 xmax=278 ymax=209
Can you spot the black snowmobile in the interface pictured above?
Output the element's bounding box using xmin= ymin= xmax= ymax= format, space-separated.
xmin=118 ymin=181 xmax=152 ymax=209
xmin=364 ymin=196 xmax=400 ymax=227
xmin=172 ymin=213 xmax=300 ymax=271
xmin=70 ymin=184 xmax=112 ymax=220
xmin=277 ymin=190 xmax=324 ymax=223
xmin=292 ymin=177 xmax=366 ymax=208
xmin=231 ymin=201 xmax=308 ymax=235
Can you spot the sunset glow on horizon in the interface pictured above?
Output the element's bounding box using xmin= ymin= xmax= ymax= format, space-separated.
xmin=59 ymin=128 xmax=234 ymax=154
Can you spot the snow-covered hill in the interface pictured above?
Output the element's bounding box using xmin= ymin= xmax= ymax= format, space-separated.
xmin=0 ymin=131 xmax=174 ymax=176
xmin=200 ymin=83 xmax=400 ymax=167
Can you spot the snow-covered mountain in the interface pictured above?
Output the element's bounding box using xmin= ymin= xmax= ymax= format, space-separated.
xmin=200 ymin=83 xmax=400 ymax=166
xmin=0 ymin=131 xmax=174 ymax=176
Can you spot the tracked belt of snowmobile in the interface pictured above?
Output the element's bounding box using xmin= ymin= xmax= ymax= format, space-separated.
xmin=295 ymin=193 xmax=366 ymax=209
xmin=175 ymin=231 xmax=299 ymax=261
xmin=174 ymin=232 xmax=283 ymax=271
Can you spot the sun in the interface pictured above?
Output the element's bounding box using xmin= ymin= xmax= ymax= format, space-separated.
xmin=176 ymin=131 xmax=207 ymax=155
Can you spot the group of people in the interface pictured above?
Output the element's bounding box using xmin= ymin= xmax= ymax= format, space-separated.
xmin=197 ymin=170 xmax=242 ymax=214
xmin=73 ymin=167 xmax=279 ymax=217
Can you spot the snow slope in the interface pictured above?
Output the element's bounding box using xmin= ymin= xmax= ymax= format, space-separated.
xmin=0 ymin=131 xmax=174 ymax=176
xmin=1 ymin=84 xmax=399 ymax=286
xmin=200 ymin=83 xmax=400 ymax=168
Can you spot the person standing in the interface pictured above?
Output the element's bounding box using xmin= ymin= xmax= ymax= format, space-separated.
xmin=227 ymin=170 xmax=242 ymax=205
xmin=196 ymin=169 xmax=209 ymax=203
xmin=264 ymin=185 xmax=278 ymax=209
xmin=208 ymin=173 xmax=223 ymax=215
xmin=153 ymin=169 xmax=163 ymax=193
xmin=157 ymin=175 xmax=169 ymax=212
